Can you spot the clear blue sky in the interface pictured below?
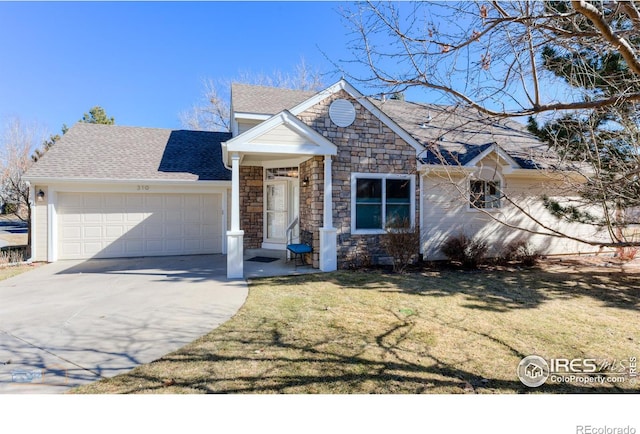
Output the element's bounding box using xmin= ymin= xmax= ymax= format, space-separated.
xmin=0 ymin=1 xmax=359 ymax=135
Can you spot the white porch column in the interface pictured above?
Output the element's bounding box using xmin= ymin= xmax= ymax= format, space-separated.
xmin=319 ymin=154 xmax=337 ymax=272
xmin=227 ymin=153 xmax=244 ymax=279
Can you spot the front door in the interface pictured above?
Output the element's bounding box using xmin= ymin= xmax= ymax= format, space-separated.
xmin=265 ymin=180 xmax=288 ymax=244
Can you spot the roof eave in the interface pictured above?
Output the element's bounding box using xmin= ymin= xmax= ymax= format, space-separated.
xmin=464 ymin=143 xmax=521 ymax=169
xmin=23 ymin=176 xmax=232 ymax=186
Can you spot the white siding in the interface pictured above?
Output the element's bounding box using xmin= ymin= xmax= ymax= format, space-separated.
xmin=249 ymin=123 xmax=309 ymax=146
xmin=421 ymin=173 xmax=611 ymax=260
xmin=33 ymin=185 xmax=48 ymax=261
xmin=238 ymin=119 xmax=263 ymax=135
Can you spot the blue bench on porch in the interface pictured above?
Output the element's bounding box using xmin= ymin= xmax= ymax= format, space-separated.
xmin=287 ymin=242 xmax=313 ymax=268
xmin=286 ymin=218 xmax=313 ymax=268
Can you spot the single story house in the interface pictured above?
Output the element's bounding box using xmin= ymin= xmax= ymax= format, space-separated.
xmin=24 ymin=79 xmax=609 ymax=278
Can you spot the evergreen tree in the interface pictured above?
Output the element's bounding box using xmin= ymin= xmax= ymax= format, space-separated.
xmin=527 ymin=2 xmax=640 ymax=239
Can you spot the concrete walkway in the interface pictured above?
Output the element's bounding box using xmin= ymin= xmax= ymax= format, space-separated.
xmin=0 ymin=255 xmax=247 ymax=393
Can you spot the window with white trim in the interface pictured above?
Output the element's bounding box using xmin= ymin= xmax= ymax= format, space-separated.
xmin=470 ymin=180 xmax=501 ymax=209
xmin=352 ymin=174 xmax=414 ymax=232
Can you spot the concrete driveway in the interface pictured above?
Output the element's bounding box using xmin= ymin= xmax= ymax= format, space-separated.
xmin=0 ymin=255 xmax=247 ymax=393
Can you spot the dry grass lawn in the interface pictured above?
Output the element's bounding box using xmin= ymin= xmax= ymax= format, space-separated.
xmin=0 ymin=263 xmax=39 ymax=281
xmin=73 ymin=259 xmax=640 ymax=394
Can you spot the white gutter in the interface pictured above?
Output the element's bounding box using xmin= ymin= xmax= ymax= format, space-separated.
xmin=22 ymin=177 xmax=231 ymax=186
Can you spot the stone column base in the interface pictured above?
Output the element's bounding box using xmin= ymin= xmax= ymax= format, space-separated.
xmin=319 ymin=227 xmax=337 ymax=272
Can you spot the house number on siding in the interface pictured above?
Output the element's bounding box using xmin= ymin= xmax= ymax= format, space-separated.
xmin=137 ymin=185 xmax=150 ymax=191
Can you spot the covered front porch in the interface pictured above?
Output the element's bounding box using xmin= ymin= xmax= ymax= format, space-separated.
xmin=243 ymin=248 xmax=320 ymax=279
xmin=222 ymin=110 xmax=338 ymax=279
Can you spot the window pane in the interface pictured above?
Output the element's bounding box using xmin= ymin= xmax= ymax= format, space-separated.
xmin=386 ymin=204 xmax=410 ymax=226
xmin=356 ymin=178 xmax=382 ymax=202
xmin=486 ymin=181 xmax=501 ymax=208
xmin=266 ymin=184 xmax=286 ymax=211
xmin=470 ymin=180 xmax=485 ymax=208
xmin=356 ymin=204 xmax=382 ymax=229
xmin=386 ymin=179 xmax=410 ymax=203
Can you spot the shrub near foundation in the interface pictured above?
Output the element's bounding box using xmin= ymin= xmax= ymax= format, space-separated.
xmin=440 ymin=233 xmax=488 ymax=269
xmin=499 ymin=240 xmax=541 ymax=266
xmin=381 ymin=218 xmax=420 ymax=273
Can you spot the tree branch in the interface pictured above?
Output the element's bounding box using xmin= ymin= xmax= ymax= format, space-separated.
xmin=572 ymin=0 xmax=640 ymax=76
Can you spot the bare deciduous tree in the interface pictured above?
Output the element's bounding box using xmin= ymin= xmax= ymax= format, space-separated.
xmin=0 ymin=117 xmax=47 ymax=254
xmin=180 ymin=58 xmax=325 ymax=131
xmin=343 ymin=1 xmax=640 ymax=250
xmin=343 ymin=1 xmax=640 ymax=116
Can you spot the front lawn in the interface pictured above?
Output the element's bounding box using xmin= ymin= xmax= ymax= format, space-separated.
xmin=73 ymin=260 xmax=640 ymax=393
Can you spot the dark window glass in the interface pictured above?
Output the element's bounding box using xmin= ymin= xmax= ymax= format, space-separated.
xmin=356 ymin=179 xmax=382 ymax=229
xmin=386 ymin=179 xmax=411 ymax=226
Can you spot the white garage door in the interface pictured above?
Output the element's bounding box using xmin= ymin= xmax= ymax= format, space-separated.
xmin=58 ymin=192 xmax=223 ymax=260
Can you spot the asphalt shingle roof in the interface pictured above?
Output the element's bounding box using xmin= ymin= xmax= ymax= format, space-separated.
xmin=232 ymin=83 xmax=551 ymax=169
xmin=27 ymin=85 xmax=555 ymax=183
xmin=25 ymin=123 xmax=232 ymax=181
xmin=231 ymin=83 xmax=316 ymax=115
xmin=370 ymin=99 xmax=552 ymax=169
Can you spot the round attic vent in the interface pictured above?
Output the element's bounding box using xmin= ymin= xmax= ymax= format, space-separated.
xmin=329 ymin=99 xmax=356 ymax=127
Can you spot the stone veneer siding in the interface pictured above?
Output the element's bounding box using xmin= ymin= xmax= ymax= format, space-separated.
xmin=299 ymin=156 xmax=324 ymax=267
xmin=239 ymin=166 xmax=263 ymax=249
xmin=296 ymin=90 xmax=420 ymax=268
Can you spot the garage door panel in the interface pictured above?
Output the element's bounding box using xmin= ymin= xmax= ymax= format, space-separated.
xmin=145 ymin=195 xmax=163 ymax=209
xmin=83 ymin=196 xmax=103 ymax=208
xmin=126 ymin=212 xmax=145 ymax=223
xmin=105 ymin=213 xmax=124 ymax=223
xmin=144 ymin=224 xmax=163 ymax=238
xmin=83 ymin=213 xmax=102 ymax=223
xmin=202 ymin=224 xmax=219 ymax=237
xmin=165 ymin=239 xmax=183 ymax=252
xmin=184 ymin=211 xmax=201 ymax=223
xmin=63 ymin=214 xmax=82 ymax=224
xmin=124 ymin=239 xmax=144 ymax=253
xmin=58 ymin=192 xmax=223 ymax=259
xmin=83 ymin=242 xmax=104 ymax=255
xmin=100 ymin=243 xmax=124 ymax=257
xmin=105 ymin=226 xmax=125 ymax=238
xmin=83 ymin=226 xmax=103 ymax=238
xmin=165 ymin=196 xmax=183 ymax=208
xmin=184 ymin=225 xmax=201 ymax=237
xmin=202 ymin=195 xmax=216 ymax=207
xmin=104 ymin=195 xmax=123 ymax=207
xmin=61 ymin=226 xmax=82 ymax=239
xmin=126 ymin=224 xmax=145 ymax=237
xmin=165 ymin=225 xmax=183 ymax=237
xmin=126 ymin=195 xmax=145 ymax=209
xmin=60 ymin=243 xmax=82 ymax=256
xmin=165 ymin=210 xmax=183 ymax=223
xmin=184 ymin=239 xmax=201 ymax=250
